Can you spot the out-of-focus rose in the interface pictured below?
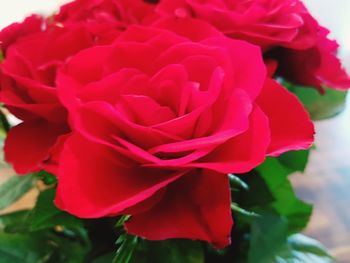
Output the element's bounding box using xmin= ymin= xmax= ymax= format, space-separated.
xmin=0 ymin=18 xmax=94 ymax=174
xmin=55 ymin=20 xmax=314 ymax=248
xmin=156 ymin=0 xmax=317 ymax=50
xmin=54 ymin=0 xmax=156 ymax=44
xmin=273 ymin=26 xmax=350 ymax=92
xmin=0 ymin=0 xmax=155 ymax=174
xmin=156 ymin=0 xmax=350 ymax=91
xmin=0 ymin=15 xmax=43 ymax=54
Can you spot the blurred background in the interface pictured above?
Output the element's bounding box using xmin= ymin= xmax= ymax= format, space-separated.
xmin=0 ymin=0 xmax=349 ymax=262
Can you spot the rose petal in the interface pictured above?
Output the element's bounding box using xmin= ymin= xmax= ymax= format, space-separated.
xmin=55 ymin=133 xmax=185 ymax=218
xmin=153 ymin=17 xmax=223 ymax=41
xmin=0 ymin=15 xmax=42 ymax=52
xmin=257 ymin=79 xmax=314 ymax=156
xmin=125 ymin=170 xmax=232 ymax=249
xmin=192 ymin=106 xmax=270 ymax=174
xmin=73 ymin=101 xmax=182 ymax=150
xmin=148 ymin=88 xmax=252 ymax=154
xmin=4 ymin=120 xmax=68 ymax=174
xmin=202 ymin=37 xmax=266 ymax=99
xmin=117 ymin=94 xmax=176 ymax=126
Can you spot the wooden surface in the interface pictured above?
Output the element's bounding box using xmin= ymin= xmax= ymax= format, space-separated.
xmin=291 ymin=99 xmax=350 ymax=262
xmin=1 ymin=101 xmax=350 ymax=261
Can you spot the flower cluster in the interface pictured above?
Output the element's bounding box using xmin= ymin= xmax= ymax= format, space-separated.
xmin=157 ymin=0 xmax=350 ymax=92
xmin=0 ymin=0 xmax=348 ymax=248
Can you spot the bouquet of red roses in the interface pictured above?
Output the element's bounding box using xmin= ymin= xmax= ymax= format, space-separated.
xmin=0 ymin=0 xmax=349 ymax=262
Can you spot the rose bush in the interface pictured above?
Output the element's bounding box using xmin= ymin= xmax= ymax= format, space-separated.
xmin=55 ymin=20 xmax=314 ymax=248
xmin=156 ymin=0 xmax=350 ymax=91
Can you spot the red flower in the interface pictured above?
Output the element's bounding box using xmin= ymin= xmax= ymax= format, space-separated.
xmin=156 ymin=0 xmax=316 ymax=50
xmin=55 ymin=20 xmax=314 ymax=247
xmin=0 ymin=15 xmax=43 ymax=54
xmin=0 ymin=19 xmax=94 ymax=174
xmin=1 ymin=0 xmax=154 ymax=174
xmin=156 ymin=0 xmax=350 ymax=90
xmin=275 ymin=26 xmax=350 ymax=92
xmin=54 ymin=0 xmax=156 ymax=44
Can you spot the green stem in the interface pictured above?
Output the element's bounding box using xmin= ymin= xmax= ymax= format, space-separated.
xmin=0 ymin=107 xmax=10 ymax=133
xmin=231 ymin=203 xmax=260 ymax=218
xmin=228 ymin=174 xmax=249 ymax=190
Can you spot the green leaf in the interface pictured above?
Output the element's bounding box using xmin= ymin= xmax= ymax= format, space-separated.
xmin=234 ymin=171 xmax=275 ymax=208
xmin=0 ymin=175 xmax=34 ymax=210
xmin=284 ymin=234 xmax=334 ymax=263
xmin=28 ymin=188 xmax=91 ymax=261
xmin=0 ymin=138 xmax=8 ymax=169
xmin=249 ymin=215 xmax=290 ymax=263
xmin=256 ymin=158 xmax=313 ymax=233
xmin=92 ymin=253 xmax=115 ymax=263
xmin=0 ymin=232 xmax=53 ymax=263
xmin=28 ymin=188 xmax=85 ymax=234
xmin=49 ymin=234 xmax=91 ymax=263
xmin=0 ymin=210 xmax=29 ymax=232
xmin=248 ymin=216 xmax=334 ymax=263
xmin=113 ymin=234 xmax=138 ymax=263
xmin=0 ymin=189 xmax=91 ymax=263
xmin=34 ymin=171 xmax=57 ymax=185
xmin=0 ymin=108 xmax=10 ymax=134
xmin=115 ymin=215 xmax=130 ymax=228
xmin=130 ymin=239 xmax=205 ymax=263
xmin=278 ymin=150 xmax=310 ymax=173
xmin=284 ymin=81 xmax=348 ymax=120
xmin=0 ymin=230 xmax=90 ymax=263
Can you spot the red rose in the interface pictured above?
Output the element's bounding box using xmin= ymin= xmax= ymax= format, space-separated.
xmin=156 ymin=0 xmax=317 ymax=50
xmin=54 ymin=0 xmax=156 ymax=44
xmin=0 ymin=0 xmax=158 ymax=175
xmin=156 ymin=0 xmax=350 ymax=90
xmin=0 ymin=20 xmax=94 ymax=174
xmin=0 ymin=15 xmax=43 ymax=54
xmin=275 ymin=26 xmax=350 ymax=92
xmin=55 ymin=20 xmax=314 ymax=248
